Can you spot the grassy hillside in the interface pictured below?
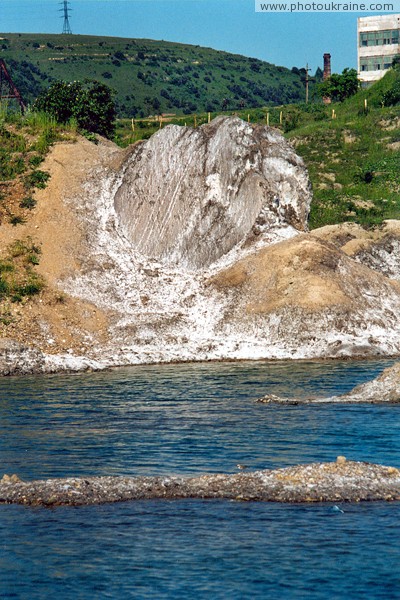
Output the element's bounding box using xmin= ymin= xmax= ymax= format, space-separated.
xmin=286 ymin=69 xmax=400 ymax=229
xmin=0 ymin=33 xmax=318 ymax=117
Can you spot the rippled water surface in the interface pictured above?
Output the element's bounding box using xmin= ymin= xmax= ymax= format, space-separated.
xmin=1 ymin=359 xmax=400 ymax=599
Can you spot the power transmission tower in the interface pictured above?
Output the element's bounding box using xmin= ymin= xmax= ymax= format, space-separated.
xmin=60 ymin=1 xmax=72 ymax=35
xmin=0 ymin=59 xmax=25 ymax=112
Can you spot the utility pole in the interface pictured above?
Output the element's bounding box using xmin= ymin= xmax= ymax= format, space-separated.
xmin=60 ymin=1 xmax=72 ymax=35
xmin=305 ymin=63 xmax=311 ymax=104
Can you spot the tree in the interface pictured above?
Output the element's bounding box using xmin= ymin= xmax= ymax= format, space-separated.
xmin=33 ymin=80 xmax=116 ymax=139
xmin=317 ymin=68 xmax=359 ymax=102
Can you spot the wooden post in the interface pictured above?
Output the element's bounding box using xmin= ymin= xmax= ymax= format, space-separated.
xmin=159 ymin=115 xmax=162 ymax=129
xmin=280 ymin=111 xmax=283 ymax=125
xmin=194 ymin=114 xmax=197 ymax=128
xmin=208 ymin=112 xmax=211 ymax=124
xmin=266 ymin=112 xmax=270 ymax=126
xmin=131 ymin=119 xmax=135 ymax=132
xmin=364 ymin=98 xmax=368 ymax=113
xmin=305 ymin=62 xmax=311 ymax=104
xmin=248 ymin=114 xmax=250 ymax=123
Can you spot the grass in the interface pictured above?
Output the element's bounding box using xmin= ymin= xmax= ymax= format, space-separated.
xmin=114 ymin=104 xmax=319 ymax=146
xmin=285 ymin=75 xmax=400 ymax=229
xmin=0 ymin=237 xmax=44 ymax=305
xmin=0 ymin=105 xmax=78 ymax=228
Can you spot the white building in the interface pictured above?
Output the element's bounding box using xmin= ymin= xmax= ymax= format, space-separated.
xmin=358 ymin=14 xmax=400 ymax=86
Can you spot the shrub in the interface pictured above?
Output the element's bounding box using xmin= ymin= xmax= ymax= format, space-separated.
xmin=9 ymin=214 xmax=25 ymax=226
xmin=382 ymin=81 xmax=400 ymax=107
xmin=25 ymin=169 xmax=50 ymax=189
xmin=318 ymin=68 xmax=359 ymax=102
xmin=33 ymin=80 xmax=116 ymax=139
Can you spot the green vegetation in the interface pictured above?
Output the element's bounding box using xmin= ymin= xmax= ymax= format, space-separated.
xmin=34 ymin=80 xmax=116 ymax=138
xmin=0 ymin=238 xmax=44 ymax=304
xmin=0 ymin=103 xmax=77 ymax=228
xmin=317 ymin=68 xmax=359 ymax=103
xmin=286 ymin=67 xmax=400 ymax=229
xmin=0 ymin=33 xmax=319 ymax=117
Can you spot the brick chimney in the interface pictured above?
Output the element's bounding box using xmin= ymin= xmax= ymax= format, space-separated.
xmin=323 ymin=53 xmax=331 ymax=80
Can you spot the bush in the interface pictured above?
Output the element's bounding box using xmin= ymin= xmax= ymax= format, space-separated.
xmin=20 ymin=196 xmax=36 ymax=209
xmin=25 ymin=169 xmax=50 ymax=189
xmin=318 ymin=68 xmax=359 ymax=102
xmin=382 ymin=81 xmax=400 ymax=106
xmin=33 ymin=80 xmax=116 ymax=139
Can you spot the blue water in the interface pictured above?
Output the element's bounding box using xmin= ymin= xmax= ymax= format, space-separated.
xmin=1 ymin=359 xmax=400 ymax=599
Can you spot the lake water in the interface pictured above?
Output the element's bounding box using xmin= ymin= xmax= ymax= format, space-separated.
xmin=1 ymin=359 xmax=400 ymax=599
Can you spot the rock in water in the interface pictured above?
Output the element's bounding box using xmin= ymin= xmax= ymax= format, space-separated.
xmin=3 ymin=122 xmax=400 ymax=374
xmin=337 ymin=362 xmax=400 ymax=403
xmin=114 ymin=116 xmax=311 ymax=269
xmin=257 ymin=362 xmax=400 ymax=404
xmin=1 ymin=461 xmax=400 ymax=506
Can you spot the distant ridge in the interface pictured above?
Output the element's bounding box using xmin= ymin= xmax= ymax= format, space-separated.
xmin=0 ymin=33 xmax=318 ymax=116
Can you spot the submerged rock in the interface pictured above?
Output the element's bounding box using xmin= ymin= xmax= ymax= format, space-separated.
xmin=1 ymin=461 xmax=400 ymax=506
xmin=257 ymin=361 xmax=400 ymax=404
xmin=114 ymin=116 xmax=311 ymax=269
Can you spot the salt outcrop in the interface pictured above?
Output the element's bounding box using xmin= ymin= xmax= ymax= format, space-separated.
xmin=209 ymin=234 xmax=400 ymax=358
xmin=1 ymin=460 xmax=400 ymax=505
xmin=257 ymin=361 xmax=400 ymax=404
xmin=2 ymin=118 xmax=400 ymax=373
xmin=311 ymin=220 xmax=400 ymax=281
xmin=0 ymin=339 xmax=45 ymax=376
xmin=114 ymin=116 xmax=311 ymax=269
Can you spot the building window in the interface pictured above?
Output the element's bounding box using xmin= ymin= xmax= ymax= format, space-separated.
xmin=359 ymin=55 xmax=398 ymax=71
xmin=359 ymin=29 xmax=400 ymax=47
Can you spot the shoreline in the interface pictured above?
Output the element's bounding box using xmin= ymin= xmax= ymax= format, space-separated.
xmin=1 ymin=338 xmax=398 ymax=379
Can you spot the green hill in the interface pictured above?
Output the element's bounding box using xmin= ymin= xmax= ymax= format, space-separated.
xmin=0 ymin=33 xmax=319 ymax=117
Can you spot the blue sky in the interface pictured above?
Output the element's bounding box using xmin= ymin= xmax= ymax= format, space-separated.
xmin=0 ymin=1 xmax=395 ymax=73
